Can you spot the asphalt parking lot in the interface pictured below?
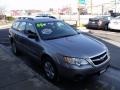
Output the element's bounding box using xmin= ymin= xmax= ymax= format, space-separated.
xmin=0 ymin=28 xmax=120 ymax=90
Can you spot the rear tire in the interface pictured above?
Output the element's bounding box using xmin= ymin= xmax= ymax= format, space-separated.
xmin=11 ymin=40 xmax=20 ymax=55
xmin=104 ymin=24 xmax=108 ymax=31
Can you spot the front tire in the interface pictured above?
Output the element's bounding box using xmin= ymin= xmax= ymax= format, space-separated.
xmin=43 ymin=58 xmax=58 ymax=81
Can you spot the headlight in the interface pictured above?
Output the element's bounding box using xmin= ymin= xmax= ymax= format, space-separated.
xmin=106 ymin=48 xmax=110 ymax=57
xmin=64 ymin=57 xmax=89 ymax=66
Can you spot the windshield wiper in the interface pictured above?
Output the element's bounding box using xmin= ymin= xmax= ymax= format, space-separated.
xmin=45 ymin=37 xmax=60 ymax=40
xmin=46 ymin=34 xmax=77 ymax=40
xmin=60 ymin=34 xmax=77 ymax=38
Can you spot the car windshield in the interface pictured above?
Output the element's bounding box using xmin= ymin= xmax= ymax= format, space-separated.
xmin=95 ymin=16 xmax=109 ymax=19
xmin=35 ymin=21 xmax=78 ymax=40
xmin=95 ymin=16 xmax=102 ymax=19
xmin=115 ymin=16 xmax=120 ymax=19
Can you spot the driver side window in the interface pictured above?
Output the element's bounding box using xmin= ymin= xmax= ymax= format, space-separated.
xmin=25 ymin=23 xmax=36 ymax=34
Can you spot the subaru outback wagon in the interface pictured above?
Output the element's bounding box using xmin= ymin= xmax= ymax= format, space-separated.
xmin=9 ymin=16 xmax=110 ymax=81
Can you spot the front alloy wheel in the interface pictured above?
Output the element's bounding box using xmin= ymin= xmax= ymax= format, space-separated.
xmin=43 ymin=60 xmax=57 ymax=81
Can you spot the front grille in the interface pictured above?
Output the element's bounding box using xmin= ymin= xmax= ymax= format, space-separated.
xmin=90 ymin=52 xmax=108 ymax=65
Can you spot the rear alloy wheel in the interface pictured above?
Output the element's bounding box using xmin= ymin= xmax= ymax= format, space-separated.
xmin=11 ymin=41 xmax=19 ymax=55
xmin=43 ymin=60 xmax=58 ymax=81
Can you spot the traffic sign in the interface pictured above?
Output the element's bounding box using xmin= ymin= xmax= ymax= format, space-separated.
xmin=79 ymin=0 xmax=85 ymax=4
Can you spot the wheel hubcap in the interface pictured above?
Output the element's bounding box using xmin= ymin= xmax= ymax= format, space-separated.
xmin=44 ymin=62 xmax=55 ymax=79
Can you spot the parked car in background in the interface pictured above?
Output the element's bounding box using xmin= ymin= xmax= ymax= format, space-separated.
xmin=86 ymin=16 xmax=113 ymax=30
xmin=108 ymin=16 xmax=120 ymax=30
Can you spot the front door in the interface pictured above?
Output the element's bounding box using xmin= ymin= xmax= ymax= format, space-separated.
xmin=23 ymin=23 xmax=43 ymax=58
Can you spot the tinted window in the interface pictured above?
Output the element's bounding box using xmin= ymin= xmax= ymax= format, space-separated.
xmin=36 ymin=21 xmax=78 ymax=40
xmin=12 ymin=22 xmax=20 ymax=29
xmin=115 ymin=16 xmax=120 ymax=19
xmin=102 ymin=16 xmax=110 ymax=20
xmin=95 ymin=16 xmax=103 ymax=19
xmin=26 ymin=23 xmax=35 ymax=33
xmin=18 ymin=22 xmax=26 ymax=31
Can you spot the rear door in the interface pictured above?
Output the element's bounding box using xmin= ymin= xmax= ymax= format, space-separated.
xmin=14 ymin=21 xmax=27 ymax=50
xmin=9 ymin=21 xmax=20 ymax=41
xmin=10 ymin=21 xmax=27 ymax=50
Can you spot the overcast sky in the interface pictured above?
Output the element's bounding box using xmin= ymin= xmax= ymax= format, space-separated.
xmin=0 ymin=0 xmax=115 ymax=10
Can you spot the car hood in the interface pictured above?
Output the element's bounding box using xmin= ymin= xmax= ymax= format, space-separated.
xmin=44 ymin=34 xmax=106 ymax=58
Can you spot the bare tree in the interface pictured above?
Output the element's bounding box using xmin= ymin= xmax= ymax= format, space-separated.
xmin=0 ymin=6 xmax=5 ymax=15
xmin=0 ymin=5 xmax=6 ymax=21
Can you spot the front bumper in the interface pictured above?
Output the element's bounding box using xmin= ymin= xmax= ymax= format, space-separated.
xmin=57 ymin=59 xmax=110 ymax=79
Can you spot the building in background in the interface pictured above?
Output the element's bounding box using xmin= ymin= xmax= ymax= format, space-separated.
xmin=86 ymin=0 xmax=120 ymax=15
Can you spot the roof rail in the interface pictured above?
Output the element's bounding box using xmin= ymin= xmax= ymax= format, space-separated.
xmin=36 ymin=15 xmax=56 ymax=19
xmin=17 ymin=17 xmax=34 ymax=20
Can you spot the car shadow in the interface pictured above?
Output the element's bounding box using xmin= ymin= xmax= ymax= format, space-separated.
xmin=109 ymin=29 xmax=120 ymax=33
xmin=89 ymin=28 xmax=120 ymax=33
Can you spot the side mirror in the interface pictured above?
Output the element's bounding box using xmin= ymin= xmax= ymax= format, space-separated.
xmin=76 ymin=29 xmax=81 ymax=34
xmin=28 ymin=33 xmax=37 ymax=39
xmin=70 ymin=25 xmax=77 ymax=28
xmin=27 ymin=30 xmax=38 ymax=40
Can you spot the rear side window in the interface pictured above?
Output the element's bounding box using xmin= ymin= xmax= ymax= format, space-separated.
xmin=18 ymin=22 xmax=26 ymax=31
xmin=116 ymin=16 xmax=120 ymax=19
xmin=12 ymin=22 xmax=20 ymax=29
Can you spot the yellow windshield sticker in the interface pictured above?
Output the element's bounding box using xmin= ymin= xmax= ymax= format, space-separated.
xmin=36 ymin=23 xmax=46 ymax=28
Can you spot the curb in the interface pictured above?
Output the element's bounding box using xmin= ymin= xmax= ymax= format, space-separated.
xmin=0 ymin=24 xmax=11 ymax=29
xmin=110 ymin=65 xmax=120 ymax=71
xmin=77 ymin=27 xmax=90 ymax=33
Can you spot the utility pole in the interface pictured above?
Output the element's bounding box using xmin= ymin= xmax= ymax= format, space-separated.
xmin=69 ymin=1 xmax=72 ymax=20
xmin=77 ymin=0 xmax=80 ymax=27
xmin=77 ymin=0 xmax=85 ymax=27
xmin=102 ymin=4 xmax=104 ymax=15
xmin=90 ymin=0 xmax=93 ymax=15
xmin=115 ymin=0 xmax=117 ymax=13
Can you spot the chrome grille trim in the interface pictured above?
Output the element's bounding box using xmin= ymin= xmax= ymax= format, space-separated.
xmin=92 ymin=53 xmax=107 ymax=62
xmin=89 ymin=51 xmax=106 ymax=59
xmin=88 ymin=51 xmax=110 ymax=66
